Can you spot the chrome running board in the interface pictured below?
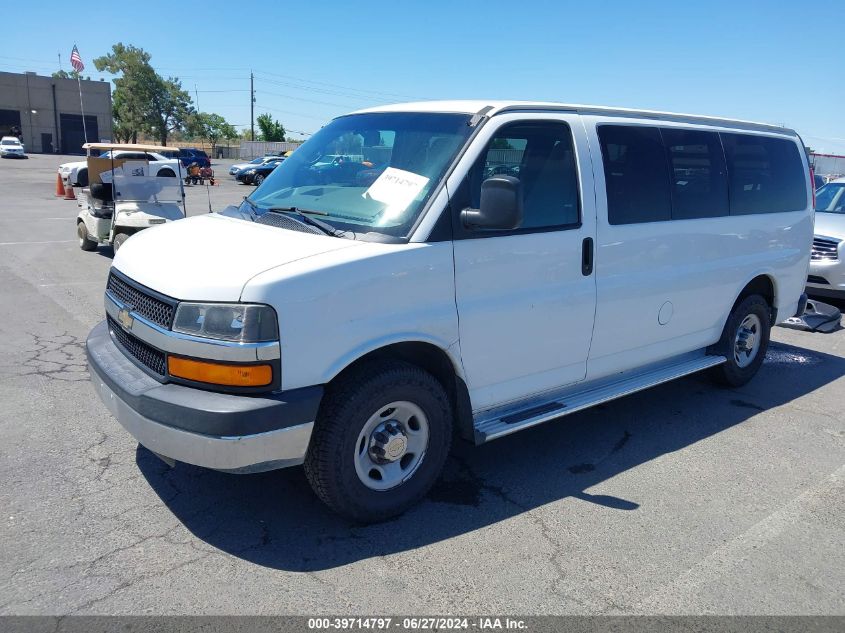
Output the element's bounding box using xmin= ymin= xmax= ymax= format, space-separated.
xmin=474 ymin=354 xmax=727 ymax=442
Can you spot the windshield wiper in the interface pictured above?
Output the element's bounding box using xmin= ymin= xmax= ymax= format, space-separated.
xmin=270 ymin=206 xmax=329 ymax=216
xmin=267 ymin=206 xmax=348 ymax=238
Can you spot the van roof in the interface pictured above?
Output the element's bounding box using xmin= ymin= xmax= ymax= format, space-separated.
xmin=351 ymin=100 xmax=798 ymax=136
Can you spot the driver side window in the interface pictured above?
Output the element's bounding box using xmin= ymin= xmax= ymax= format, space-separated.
xmin=468 ymin=121 xmax=581 ymax=230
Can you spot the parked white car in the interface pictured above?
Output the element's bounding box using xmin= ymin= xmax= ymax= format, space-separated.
xmin=0 ymin=136 xmax=26 ymax=158
xmin=806 ymin=177 xmax=845 ymax=298
xmin=87 ymin=101 xmax=813 ymax=522
xmin=59 ymin=149 xmax=180 ymax=188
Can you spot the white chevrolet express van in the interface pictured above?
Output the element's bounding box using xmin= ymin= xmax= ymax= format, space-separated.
xmin=87 ymin=101 xmax=813 ymax=521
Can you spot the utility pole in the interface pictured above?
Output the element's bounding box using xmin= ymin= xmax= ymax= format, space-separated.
xmin=250 ymin=71 xmax=255 ymax=141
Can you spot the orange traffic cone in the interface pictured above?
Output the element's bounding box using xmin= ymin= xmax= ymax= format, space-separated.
xmin=63 ymin=181 xmax=76 ymax=200
xmin=55 ymin=173 xmax=65 ymax=197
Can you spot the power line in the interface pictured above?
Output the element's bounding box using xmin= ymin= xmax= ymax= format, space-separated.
xmin=254 ymin=104 xmax=326 ymax=124
xmin=255 ymin=89 xmax=359 ymax=111
xmin=254 ymin=75 xmax=385 ymax=103
xmin=254 ymin=69 xmax=422 ymax=101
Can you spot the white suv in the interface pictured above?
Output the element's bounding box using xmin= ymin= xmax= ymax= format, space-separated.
xmin=87 ymin=101 xmax=813 ymax=521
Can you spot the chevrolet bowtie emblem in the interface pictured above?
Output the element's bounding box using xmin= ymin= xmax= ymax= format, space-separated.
xmin=117 ymin=308 xmax=134 ymax=330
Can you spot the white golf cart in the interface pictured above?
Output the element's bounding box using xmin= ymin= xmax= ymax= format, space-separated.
xmin=76 ymin=143 xmax=186 ymax=253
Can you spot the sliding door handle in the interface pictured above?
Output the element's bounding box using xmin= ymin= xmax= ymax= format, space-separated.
xmin=582 ymin=237 xmax=594 ymax=276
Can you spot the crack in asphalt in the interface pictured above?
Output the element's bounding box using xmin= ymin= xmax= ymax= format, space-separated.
xmin=4 ymin=331 xmax=89 ymax=382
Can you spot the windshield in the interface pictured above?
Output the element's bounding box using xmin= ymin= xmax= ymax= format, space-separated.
xmin=815 ymin=183 xmax=845 ymax=213
xmin=1 ymin=139 xmax=19 ymax=145
xmin=245 ymin=111 xmax=473 ymax=237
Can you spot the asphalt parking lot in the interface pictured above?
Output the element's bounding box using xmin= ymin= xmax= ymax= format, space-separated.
xmin=0 ymin=153 xmax=843 ymax=615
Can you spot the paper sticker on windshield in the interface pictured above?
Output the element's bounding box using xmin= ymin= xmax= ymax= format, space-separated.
xmin=363 ymin=167 xmax=429 ymax=215
xmin=120 ymin=161 xmax=149 ymax=178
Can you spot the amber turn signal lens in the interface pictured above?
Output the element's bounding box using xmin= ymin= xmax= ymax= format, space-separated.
xmin=168 ymin=356 xmax=272 ymax=387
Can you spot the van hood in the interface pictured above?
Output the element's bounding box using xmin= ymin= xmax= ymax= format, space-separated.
xmin=814 ymin=211 xmax=845 ymax=241
xmin=111 ymin=213 xmax=357 ymax=301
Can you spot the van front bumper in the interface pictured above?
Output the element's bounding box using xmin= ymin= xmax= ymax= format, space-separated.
xmin=86 ymin=320 xmax=322 ymax=472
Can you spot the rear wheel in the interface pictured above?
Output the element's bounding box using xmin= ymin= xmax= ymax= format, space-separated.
xmin=710 ymin=294 xmax=771 ymax=387
xmin=157 ymin=169 xmax=175 ymax=178
xmin=304 ymin=360 xmax=452 ymax=523
xmin=112 ymin=232 xmax=130 ymax=253
xmin=77 ymin=221 xmax=97 ymax=251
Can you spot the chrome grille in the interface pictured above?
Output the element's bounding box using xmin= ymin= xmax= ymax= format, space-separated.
xmin=106 ymin=272 xmax=175 ymax=328
xmin=811 ymin=236 xmax=840 ymax=261
xmin=107 ymin=316 xmax=166 ymax=376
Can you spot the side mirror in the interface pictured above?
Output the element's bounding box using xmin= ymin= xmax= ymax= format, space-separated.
xmin=461 ymin=175 xmax=523 ymax=231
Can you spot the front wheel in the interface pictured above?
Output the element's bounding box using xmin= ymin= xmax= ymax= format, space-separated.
xmin=710 ymin=294 xmax=771 ymax=387
xmin=112 ymin=232 xmax=130 ymax=253
xmin=253 ymin=173 xmax=265 ymax=186
xmin=304 ymin=360 xmax=453 ymax=523
xmin=77 ymin=221 xmax=97 ymax=251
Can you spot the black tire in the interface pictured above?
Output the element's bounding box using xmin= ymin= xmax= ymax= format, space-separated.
xmin=112 ymin=232 xmax=130 ymax=253
xmin=253 ymin=173 xmax=265 ymax=186
xmin=77 ymin=221 xmax=97 ymax=251
xmin=304 ymin=360 xmax=453 ymax=523
xmin=157 ymin=169 xmax=175 ymax=177
xmin=76 ymin=168 xmax=89 ymax=188
xmin=709 ymin=294 xmax=771 ymax=387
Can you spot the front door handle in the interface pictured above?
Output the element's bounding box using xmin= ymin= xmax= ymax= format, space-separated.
xmin=582 ymin=237 xmax=594 ymax=276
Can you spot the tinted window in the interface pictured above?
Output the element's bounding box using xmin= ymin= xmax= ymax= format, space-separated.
xmin=598 ymin=125 xmax=671 ymax=224
xmin=721 ymin=133 xmax=807 ymax=214
xmin=662 ymin=128 xmax=729 ymax=219
xmin=469 ymin=122 xmax=580 ymax=229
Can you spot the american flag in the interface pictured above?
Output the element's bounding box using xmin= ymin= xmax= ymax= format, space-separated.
xmin=70 ymin=45 xmax=84 ymax=72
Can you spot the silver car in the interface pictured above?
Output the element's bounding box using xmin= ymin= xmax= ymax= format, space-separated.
xmin=807 ymin=178 xmax=845 ymax=298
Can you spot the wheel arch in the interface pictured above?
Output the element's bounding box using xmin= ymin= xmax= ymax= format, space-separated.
xmin=326 ymin=339 xmax=475 ymax=443
xmin=732 ymin=273 xmax=777 ymax=321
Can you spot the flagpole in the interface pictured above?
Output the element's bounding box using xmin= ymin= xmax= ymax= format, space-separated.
xmin=72 ymin=44 xmax=88 ymax=145
xmin=76 ymin=74 xmax=88 ymax=144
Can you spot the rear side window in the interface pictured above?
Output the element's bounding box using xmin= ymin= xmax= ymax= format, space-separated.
xmin=662 ymin=128 xmax=729 ymax=219
xmin=721 ymin=133 xmax=807 ymax=214
xmin=598 ymin=125 xmax=672 ymax=224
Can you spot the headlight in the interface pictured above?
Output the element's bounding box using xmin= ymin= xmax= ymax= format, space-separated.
xmin=172 ymin=303 xmax=278 ymax=343
xmin=245 ymin=169 xmax=256 ymax=174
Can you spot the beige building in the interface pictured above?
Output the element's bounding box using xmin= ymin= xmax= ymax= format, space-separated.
xmin=0 ymin=71 xmax=112 ymax=154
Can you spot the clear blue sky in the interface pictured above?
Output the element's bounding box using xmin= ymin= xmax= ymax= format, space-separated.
xmin=3 ymin=0 xmax=843 ymax=151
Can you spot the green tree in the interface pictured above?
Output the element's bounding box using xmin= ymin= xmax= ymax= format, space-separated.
xmin=490 ymin=138 xmax=514 ymax=150
xmin=52 ymin=69 xmax=90 ymax=81
xmin=188 ymin=112 xmax=238 ymax=154
xmin=256 ymin=113 xmax=286 ymax=142
xmin=147 ymin=77 xmax=193 ymax=146
xmin=94 ymin=43 xmax=194 ymax=146
xmin=94 ymin=44 xmax=154 ymax=144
